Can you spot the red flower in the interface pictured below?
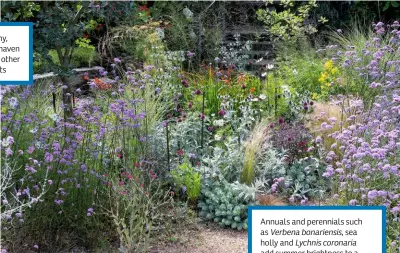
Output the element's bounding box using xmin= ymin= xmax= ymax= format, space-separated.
xmin=119 ymin=181 xmax=125 ymax=186
xmin=83 ymin=33 xmax=89 ymax=39
xmin=138 ymin=5 xmax=149 ymax=12
xmin=177 ymin=149 xmax=184 ymax=156
xmin=134 ymin=162 xmax=140 ymax=168
xmin=127 ymin=174 xmax=133 ymax=180
xmin=121 ymin=191 xmax=127 ymax=195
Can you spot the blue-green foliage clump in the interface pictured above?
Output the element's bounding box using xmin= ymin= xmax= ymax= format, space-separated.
xmin=198 ymin=178 xmax=252 ymax=231
xmin=285 ymin=157 xmax=329 ymax=200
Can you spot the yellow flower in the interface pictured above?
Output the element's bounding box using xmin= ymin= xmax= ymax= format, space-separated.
xmin=318 ymin=72 xmax=328 ymax=83
xmin=312 ymin=93 xmax=318 ymax=100
xmin=330 ymin=67 xmax=339 ymax=75
xmin=324 ymin=60 xmax=333 ymax=70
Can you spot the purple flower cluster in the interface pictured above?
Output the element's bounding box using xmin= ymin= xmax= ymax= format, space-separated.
xmin=0 ymin=60 xmax=179 ymax=246
xmin=319 ymin=22 xmax=400 ymax=243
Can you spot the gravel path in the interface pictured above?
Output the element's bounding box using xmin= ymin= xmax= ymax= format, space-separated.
xmin=150 ymin=222 xmax=248 ymax=253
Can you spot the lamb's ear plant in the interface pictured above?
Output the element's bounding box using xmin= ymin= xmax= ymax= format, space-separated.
xmin=231 ymin=179 xmax=267 ymax=202
xmin=256 ymin=147 xmax=286 ymax=185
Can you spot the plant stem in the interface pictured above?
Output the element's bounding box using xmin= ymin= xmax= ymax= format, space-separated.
xmin=166 ymin=121 xmax=170 ymax=171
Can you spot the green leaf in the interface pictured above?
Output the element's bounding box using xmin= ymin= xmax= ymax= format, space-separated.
xmin=383 ymin=1 xmax=391 ymax=11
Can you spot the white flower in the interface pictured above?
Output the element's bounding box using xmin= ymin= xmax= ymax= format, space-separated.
xmin=267 ymin=64 xmax=274 ymax=70
xmin=49 ymin=113 xmax=59 ymax=121
xmin=261 ymin=72 xmax=267 ymax=77
xmin=1 ymin=136 xmax=14 ymax=147
xmin=6 ymin=136 xmax=14 ymax=145
xmin=1 ymin=138 xmax=9 ymax=147
xmin=214 ymin=135 xmax=221 ymax=141
xmin=30 ymin=127 xmax=38 ymax=134
xmin=293 ymin=69 xmax=298 ymax=75
xmin=213 ymin=119 xmax=225 ymax=127
xmin=259 ymin=94 xmax=267 ymax=100
xmin=8 ymin=97 xmax=19 ymax=108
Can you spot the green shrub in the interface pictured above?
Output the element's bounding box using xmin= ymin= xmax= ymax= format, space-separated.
xmin=256 ymin=0 xmax=327 ymax=44
xmin=171 ymin=160 xmax=201 ymax=202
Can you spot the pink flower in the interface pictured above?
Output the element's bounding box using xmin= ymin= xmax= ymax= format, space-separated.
xmin=27 ymin=146 xmax=35 ymax=154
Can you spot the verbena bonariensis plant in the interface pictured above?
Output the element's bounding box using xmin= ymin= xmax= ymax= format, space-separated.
xmin=319 ymin=21 xmax=400 ymax=251
xmin=324 ymin=21 xmax=400 ymax=108
xmin=0 ymin=59 xmax=181 ymax=251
